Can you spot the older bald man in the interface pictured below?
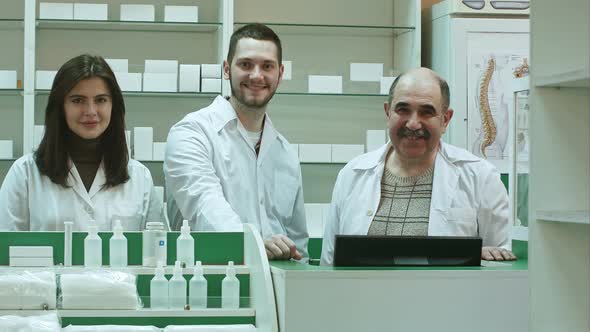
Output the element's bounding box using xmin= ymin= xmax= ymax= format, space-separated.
xmin=321 ymin=68 xmax=515 ymax=266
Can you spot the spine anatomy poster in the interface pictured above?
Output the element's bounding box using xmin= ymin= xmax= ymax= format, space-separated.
xmin=468 ymin=53 xmax=529 ymax=172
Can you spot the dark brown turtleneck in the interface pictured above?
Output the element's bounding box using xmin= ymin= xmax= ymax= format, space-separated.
xmin=66 ymin=132 xmax=103 ymax=192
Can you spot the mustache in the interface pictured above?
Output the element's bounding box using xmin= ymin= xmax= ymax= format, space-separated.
xmin=397 ymin=127 xmax=431 ymax=139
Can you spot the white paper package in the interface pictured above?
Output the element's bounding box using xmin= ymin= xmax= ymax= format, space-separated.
xmin=63 ymin=325 xmax=160 ymax=331
xmin=164 ymin=325 xmax=256 ymax=332
xmin=59 ymin=270 xmax=140 ymax=309
xmin=0 ymin=312 xmax=61 ymax=332
xmin=0 ymin=270 xmax=56 ymax=309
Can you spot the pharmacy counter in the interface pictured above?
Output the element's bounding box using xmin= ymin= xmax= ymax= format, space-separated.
xmin=270 ymin=259 xmax=528 ymax=332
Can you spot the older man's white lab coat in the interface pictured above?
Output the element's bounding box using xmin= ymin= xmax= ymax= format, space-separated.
xmin=321 ymin=142 xmax=511 ymax=266
xmin=0 ymin=154 xmax=164 ymax=231
xmin=164 ymin=96 xmax=308 ymax=257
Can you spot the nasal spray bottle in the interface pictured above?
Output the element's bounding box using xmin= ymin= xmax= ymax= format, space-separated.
xmin=84 ymin=221 xmax=102 ymax=268
xmin=176 ymin=220 xmax=194 ymax=268
xmin=221 ymin=261 xmax=239 ymax=309
xmin=109 ymin=220 xmax=128 ymax=267
xmin=150 ymin=261 xmax=168 ymax=309
xmin=189 ymin=261 xmax=207 ymax=309
xmin=169 ymin=261 xmax=187 ymax=309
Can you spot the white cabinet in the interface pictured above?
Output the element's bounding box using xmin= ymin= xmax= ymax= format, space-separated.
xmin=529 ymin=0 xmax=590 ymax=331
xmin=423 ymin=0 xmax=529 ymax=174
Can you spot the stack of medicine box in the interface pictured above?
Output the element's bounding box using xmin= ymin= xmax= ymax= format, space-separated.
xmin=201 ymin=64 xmax=222 ymax=93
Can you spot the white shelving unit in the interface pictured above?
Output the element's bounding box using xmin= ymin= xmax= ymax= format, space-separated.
xmin=529 ymin=0 xmax=590 ymax=331
xmin=0 ymin=224 xmax=277 ymax=331
xmin=0 ymin=0 xmax=422 ymax=205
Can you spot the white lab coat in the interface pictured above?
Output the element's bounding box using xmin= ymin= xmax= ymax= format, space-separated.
xmin=0 ymin=154 xmax=165 ymax=231
xmin=164 ymin=96 xmax=308 ymax=257
xmin=320 ymin=142 xmax=511 ymax=266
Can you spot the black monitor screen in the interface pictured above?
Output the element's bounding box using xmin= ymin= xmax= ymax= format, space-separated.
xmin=333 ymin=235 xmax=482 ymax=267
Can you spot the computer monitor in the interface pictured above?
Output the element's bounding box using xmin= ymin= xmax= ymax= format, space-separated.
xmin=333 ymin=235 xmax=482 ymax=267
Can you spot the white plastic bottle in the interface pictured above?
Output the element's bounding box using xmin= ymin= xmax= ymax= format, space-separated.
xmin=169 ymin=261 xmax=187 ymax=309
xmin=221 ymin=261 xmax=240 ymax=309
xmin=150 ymin=261 xmax=169 ymax=309
xmin=176 ymin=220 xmax=195 ymax=268
xmin=189 ymin=261 xmax=207 ymax=309
xmin=109 ymin=220 xmax=128 ymax=267
xmin=84 ymin=223 xmax=102 ymax=268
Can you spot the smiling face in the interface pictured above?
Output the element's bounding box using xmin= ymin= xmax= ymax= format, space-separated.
xmin=63 ymin=76 xmax=112 ymax=140
xmin=385 ymin=69 xmax=453 ymax=163
xmin=224 ymin=37 xmax=284 ymax=110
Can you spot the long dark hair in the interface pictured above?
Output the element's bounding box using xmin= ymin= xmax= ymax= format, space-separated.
xmin=34 ymin=54 xmax=130 ymax=188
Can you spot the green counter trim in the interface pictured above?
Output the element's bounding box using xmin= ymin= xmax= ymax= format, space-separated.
xmin=61 ymin=316 xmax=255 ymax=328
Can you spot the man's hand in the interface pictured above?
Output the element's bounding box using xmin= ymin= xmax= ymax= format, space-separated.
xmin=481 ymin=247 xmax=517 ymax=261
xmin=264 ymin=234 xmax=302 ymax=260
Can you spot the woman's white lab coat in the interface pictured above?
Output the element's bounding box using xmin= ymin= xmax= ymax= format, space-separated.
xmin=0 ymin=154 xmax=165 ymax=231
xmin=320 ymin=142 xmax=511 ymax=266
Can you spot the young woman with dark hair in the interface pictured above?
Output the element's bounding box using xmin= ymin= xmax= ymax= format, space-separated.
xmin=0 ymin=54 xmax=165 ymax=231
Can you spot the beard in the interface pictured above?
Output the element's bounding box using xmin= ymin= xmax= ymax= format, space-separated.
xmin=229 ymin=72 xmax=277 ymax=110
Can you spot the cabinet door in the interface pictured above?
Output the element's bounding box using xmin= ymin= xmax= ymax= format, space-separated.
xmin=449 ymin=18 xmax=528 ymax=174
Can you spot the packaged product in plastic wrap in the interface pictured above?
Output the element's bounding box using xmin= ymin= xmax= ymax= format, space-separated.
xmin=62 ymin=325 xmax=161 ymax=331
xmin=59 ymin=270 xmax=141 ymax=309
xmin=0 ymin=312 xmax=61 ymax=331
xmin=0 ymin=270 xmax=56 ymax=309
xmin=163 ymin=325 xmax=256 ymax=332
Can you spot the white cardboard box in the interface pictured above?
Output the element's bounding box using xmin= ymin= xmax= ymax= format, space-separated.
xmin=380 ymin=76 xmax=397 ymax=95
xmin=350 ymin=63 xmax=383 ymax=82
xmin=154 ymin=186 xmax=165 ymax=204
xmin=115 ymin=72 xmax=142 ymax=92
xmin=36 ymin=70 xmax=57 ymax=90
xmin=164 ymin=5 xmax=198 ymax=23
xmin=201 ymin=64 xmax=222 ymax=78
xmin=33 ymin=125 xmax=45 ymax=150
xmin=39 ymin=2 xmax=73 ymax=20
xmin=120 ymin=4 xmax=155 ymax=22
xmin=283 ymin=60 xmax=292 ymax=80
xmin=9 ymin=246 xmax=53 ymax=258
xmin=73 ymin=3 xmax=108 ymax=21
xmin=143 ymin=72 xmax=177 ymax=92
xmin=366 ymin=130 xmax=387 ymax=152
xmin=331 ymin=144 xmax=364 ymax=163
xmin=133 ymin=127 xmax=153 ymax=160
xmin=152 ymin=142 xmax=166 ymax=161
xmin=106 ymin=58 xmax=128 ymax=72
xmin=179 ymin=64 xmax=201 ymax=92
xmin=10 ymin=257 xmax=54 ymax=267
xmin=299 ymin=144 xmax=331 ymax=163
xmin=0 ymin=70 xmax=17 ymax=89
xmin=0 ymin=140 xmax=13 ymax=159
xmin=201 ymin=78 xmax=221 ymax=93
xmin=308 ymin=75 xmax=342 ymax=94
xmin=144 ymin=60 xmax=178 ymax=74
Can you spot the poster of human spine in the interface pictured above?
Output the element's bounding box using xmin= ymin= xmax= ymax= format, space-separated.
xmin=468 ymin=53 xmax=529 ymax=172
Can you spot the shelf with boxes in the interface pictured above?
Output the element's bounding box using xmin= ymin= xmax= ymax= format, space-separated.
xmin=0 ymin=15 xmax=24 ymax=162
